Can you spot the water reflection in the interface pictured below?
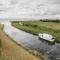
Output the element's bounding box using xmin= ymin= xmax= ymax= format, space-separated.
xmin=2 ymin=21 xmax=60 ymax=60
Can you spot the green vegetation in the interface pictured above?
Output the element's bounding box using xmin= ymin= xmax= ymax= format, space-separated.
xmin=40 ymin=19 xmax=60 ymax=23
xmin=12 ymin=20 xmax=60 ymax=43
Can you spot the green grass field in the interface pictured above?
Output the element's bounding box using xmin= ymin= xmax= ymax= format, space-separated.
xmin=12 ymin=20 xmax=60 ymax=43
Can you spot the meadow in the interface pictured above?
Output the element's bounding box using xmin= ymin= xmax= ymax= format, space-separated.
xmin=12 ymin=20 xmax=60 ymax=43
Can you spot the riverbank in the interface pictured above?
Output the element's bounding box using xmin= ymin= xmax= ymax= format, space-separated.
xmin=0 ymin=24 xmax=11 ymax=60
xmin=0 ymin=24 xmax=43 ymax=60
xmin=12 ymin=20 xmax=60 ymax=43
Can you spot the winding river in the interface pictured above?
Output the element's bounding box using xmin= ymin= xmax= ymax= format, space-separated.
xmin=1 ymin=21 xmax=60 ymax=60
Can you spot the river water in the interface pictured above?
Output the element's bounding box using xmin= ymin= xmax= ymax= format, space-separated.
xmin=2 ymin=21 xmax=60 ymax=60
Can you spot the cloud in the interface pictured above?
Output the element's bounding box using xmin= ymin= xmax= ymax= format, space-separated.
xmin=0 ymin=0 xmax=60 ymax=19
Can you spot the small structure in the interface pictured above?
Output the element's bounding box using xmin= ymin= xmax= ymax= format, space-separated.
xmin=19 ymin=22 xmax=23 ymax=25
xmin=38 ymin=33 xmax=55 ymax=42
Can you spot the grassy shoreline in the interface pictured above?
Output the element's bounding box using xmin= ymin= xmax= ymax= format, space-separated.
xmin=0 ymin=24 xmax=12 ymax=60
xmin=12 ymin=20 xmax=60 ymax=43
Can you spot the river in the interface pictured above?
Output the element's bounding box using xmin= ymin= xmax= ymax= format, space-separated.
xmin=1 ymin=21 xmax=60 ymax=60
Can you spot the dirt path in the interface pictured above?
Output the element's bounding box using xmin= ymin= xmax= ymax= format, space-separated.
xmin=0 ymin=24 xmax=43 ymax=60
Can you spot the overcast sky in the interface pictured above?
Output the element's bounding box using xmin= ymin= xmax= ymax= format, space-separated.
xmin=0 ymin=0 xmax=60 ymax=19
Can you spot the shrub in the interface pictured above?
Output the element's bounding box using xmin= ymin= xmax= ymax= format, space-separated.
xmin=40 ymin=19 xmax=60 ymax=23
xmin=32 ymin=25 xmax=38 ymax=27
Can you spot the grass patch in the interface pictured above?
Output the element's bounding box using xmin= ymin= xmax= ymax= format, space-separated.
xmin=12 ymin=20 xmax=60 ymax=43
xmin=0 ymin=53 xmax=12 ymax=60
xmin=0 ymin=39 xmax=11 ymax=60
